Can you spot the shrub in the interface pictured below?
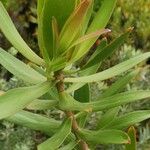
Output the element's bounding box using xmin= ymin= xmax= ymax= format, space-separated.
xmin=0 ymin=0 xmax=150 ymax=149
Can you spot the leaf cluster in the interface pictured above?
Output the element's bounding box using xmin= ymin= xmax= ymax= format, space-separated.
xmin=0 ymin=0 xmax=150 ymax=149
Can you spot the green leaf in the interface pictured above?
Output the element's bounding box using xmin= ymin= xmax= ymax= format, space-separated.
xmin=78 ymin=129 xmax=130 ymax=144
xmin=100 ymin=69 xmax=140 ymax=98
xmin=0 ymin=82 xmax=50 ymax=119
xmin=96 ymin=107 xmax=120 ymax=130
xmin=125 ymin=126 xmax=137 ymax=150
xmin=58 ymin=141 xmax=78 ymax=150
xmin=37 ymin=0 xmax=49 ymax=63
xmin=37 ymin=0 xmax=75 ymax=59
xmin=66 ymin=28 xmax=110 ymax=51
xmin=29 ymin=62 xmax=46 ymax=76
xmin=38 ymin=118 xmax=72 ymax=150
xmin=64 ymin=52 xmax=150 ymax=83
xmin=88 ymin=0 xmax=117 ymax=32
xmin=74 ymin=84 xmax=90 ymax=103
xmin=81 ymin=0 xmax=93 ymax=35
xmin=0 ymin=48 xmax=46 ymax=84
xmin=74 ymin=84 xmax=90 ymax=127
xmin=104 ymin=110 xmax=150 ymax=130
xmin=0 ymin=2 xmax=44 ymax=66
xmin=75 ymin=111 xmax=90 ymax=129
xmin=66 ymin=38 xmax=107 ymax=93
xmin=58 ymin=0 xmax=92 ymax=55
xmin=71 ymin=0 xmax=117 ymax=62
xmin=6 ymin=110 xmax=60 ymax=135
xmin=59 ymin=91 xmax=150 ymax=112
xmin=83 ymin=28 xmax=133 ymax=69
xmin=52 ymin=17 xmax=59 ymax=58
xmin=96 ymin=69 xmax=138 ymax=130
xmin=51 ymin=57 xmax=67 ymax=72
xmin=48 ymin=87 xmax=59 ymax=100
xmin=26 ymin=99 xmax=58 ymax=110
xmin=83 ymin=38 xmax=107 ymax=67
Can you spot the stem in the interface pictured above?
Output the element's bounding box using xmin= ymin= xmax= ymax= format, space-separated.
xmin=55 ymin=70 xmax=89 ymax=150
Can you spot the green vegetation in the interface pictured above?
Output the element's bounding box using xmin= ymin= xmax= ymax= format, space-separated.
xmin=0 ymin=0 xmax=150 ymax=149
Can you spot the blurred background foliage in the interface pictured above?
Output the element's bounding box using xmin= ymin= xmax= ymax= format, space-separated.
xmin=0 ymin=0 xmax=150 ymax=149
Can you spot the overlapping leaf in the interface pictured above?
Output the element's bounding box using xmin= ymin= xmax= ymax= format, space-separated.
xmin=65 ymin=52 xmax=150 ymax=83
xmin=38 ymin=118 xmax=72 ymax=150
xmin=71 ymin=0 xmax=117 ymax=62
xmin=78 ymin=129 xmax=130 ymax=144
xmin=58 ymin=141 xmax=78 ymax=150
xmin=58 ymin=0 xmax=92 ymax=55
xmin=37 ymin=0 xmax=75 ymax=60
xmin=126 ymin=126 xmax=137 ymax=150
xmin=96 ymin=70 xmax=139 ymax=129
xmin=0 ymin=48 xmax=46 ymax=84
xmin=26 ymin=99 xmax=58 ymax=110
xmin=6 ymin=110 xmax=60 ymax=135
xmin=66 ymin=39 xmax=107 ymax=93
xmin=100 ymin=69 xmax=139 ymax=98
xmin=0 ymin=2 xmax=44 ymax=65
xmin=96 ymin=107 xmax=120 ymax=130
xmin=59 ymin=91 xmax=150 ymax=112
xmin=104 ymin=110 xmax=150 ymax=130
xmin=0 ymin=82 xmax=50 ymax=119
xmin=83 ymin=28 xmax=133 ymax=69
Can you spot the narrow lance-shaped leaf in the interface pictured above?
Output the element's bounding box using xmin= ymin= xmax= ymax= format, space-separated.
xmin=126 ymin=126 xmax=137 ymax=150
xmin=37 ymin=0 xmax=44 ymax=17
xmin=6 ymin=110 xmax=61 ymax=135
xmin=37 ymin=0 xmax=75 ymax=59
xmin=100 ymin=69 xmax=140 ymax=98
xmin=81 ymin=0 xmax=93 ymax=35
xmin=0 ymin=48 xmax=46 ymax=84
xmin=37 ymin=0 xmax=50 ymax=64
xmin=0 ymin=2 xmax=44 ymax=66
xmin=78 ymin=129 xmax=130 ymax=144
xmin=65 ymin=0 xmax=93 ymax=66
xmin=26 ymin=99 xmax=58 ymax=110
xmin=83 ymin=28 xmax=133 ymax=69
xmin=49 ymin=58 xmax=66 ymax=72
xmin=96 ymin=70 xmax=139 ymax=129
xmin=65 ymin=28 xmax=110 ymax=53
xmin=64 ymin=52 xmax=150 ymax=83
xmin=38 ymin=118 xmax=72 ymax=150
xmin=66 ymin=38 xmax=107 ymax=93
xmin=52 ymin=17 xmax=59 ymax=58
xmin=96 ymin=107 xmax=120 ymax=130
xmin=88 ymin=0 xmax=117 ymax=32
xmin=104 ymin=110 xmax=150 ymax=130
xmin=29 ymin=62 xmax=46 ymax=76
xmin=0 ymin=91 xmax=58 ymax=111
xmin=59 ymin=91 xmax=150 ymax=112
xmin=82 ymin=38 xmax=108 ymax=66
xmin=0 ymin=82 xmax=50 ymax=119
xmin=58 ymin=141 xmax=78 ymax=150
xmin=57 ymin=0 xmax=92 ymax=54
xmin=71 ymin=0 xmax=117 ymax=62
